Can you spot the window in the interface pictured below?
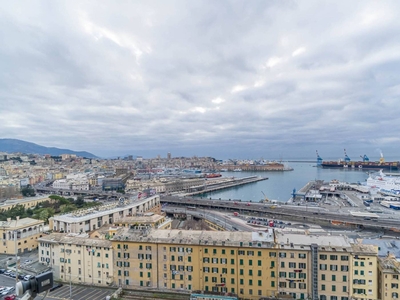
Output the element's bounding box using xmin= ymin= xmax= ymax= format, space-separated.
xmin=249 ymin=270 xmax=253 ymax=276
xmin=321 ymin=274 xmax=326 ymax=280
xmin=343 ymin=286 xmax=347 ymax=293
xmin=213 ymin=249 xmax=217 ymax=254
xmin=212 ymin=267 xmax=218 ymax=273
xmin=299 ymin=273 xmax=306 ymax=279
xmin=203 ymin=257 xmax=209 ymax=263
xmin=247 ymin=250 xmax=254 ymax=256
xmin=222 ymin=249 xmax=225 ymax=255
xmin=271 ymin=271 xmax=275 ymax=278
xmin=248 ymin=260 xmax=252 ymax=266
xmin=212 ymin=258 xmax=218 ymax=264
xmin=258 ymin=270 xmax=262 ymax=276
xmin=299 ymin=263 xmax=306 ymax=269
xmin=320 ymin=254 xmax=327 ymax=260
xmin=289 ymin=272 xmax=296 ymax=278
xmin=204 ymin=248 xmax=208 ymax=254
xmin=299 ymin=253 xmax=306 ymax=259
xmin=271 ymin=281 xmax=275 ymax=287
xmin=279 ymin=252 xmax=286 ymax=258
xmin=299 ymin=283 xmax=306 ymax=289
xmin=320 ymin=264 xmax=327 ymax=270
xmin=354 ymin=261 xmax=358 ymax=266
xmin=240 ymin=259 xmax=243 ymax=265
xmin=249 ymin=279 xmax=253 ymax=286
xmin=341 ymin=265 xmax=349 ymax=272
xmin=231 ymin=259 xmax=235 ymax=265
xmin=341 ymin=256 xmax=348 ymax=261
xmin=240 ymin=269 xmax=244 ymax=275
xmin=289 ymin=262 xmax=296 ymax=268
xmin=279 ymin=272 xmax=287 ymax=278
xmin=231 ymin=278 xmax=235 ymax=284
xmin=330 ymin=255 xmax=338 ymax=260
xmin=321 ymin=284 xmax=325 ymax=291
xmin=330 ymin=265 xmax=338 ymax=271
xmin=258 ymin=251 xmax=262 ymax=257
xmin=258 ymin=260 xmax=262 ymax=266
xmin=231 ymin=269 xmax=235 ymax=275
xmin=332 ymin=285 xmax=336 ymax=292
xmin=269 ymin=252 xmax=276 ymax=257
xmin=240 ymin=279 xmax=244 ymax=285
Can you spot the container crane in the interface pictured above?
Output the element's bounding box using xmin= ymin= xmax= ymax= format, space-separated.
xmin=316 ymin=150 xmax=323 ymax=166
xmin=344 ymin=149 xmax=351 ymax=163
xmin=261 ymin=191 xmax=269 ymax=203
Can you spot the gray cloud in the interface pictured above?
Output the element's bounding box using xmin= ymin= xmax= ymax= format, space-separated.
xmin=1 ymin=0 xmax=400 ymax=159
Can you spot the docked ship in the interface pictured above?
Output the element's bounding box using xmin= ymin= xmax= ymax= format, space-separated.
xmin=317 ymin=150 xmax=399 ymax=170
xmin=205 ymin=173 xmax=222 ymax=178
xmin=366 ymin=170 xmax=400 ymax=192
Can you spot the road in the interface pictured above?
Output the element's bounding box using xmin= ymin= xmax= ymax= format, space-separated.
xmin=35 ymin=284 xmax=114 ymax=300
xmin=161 ymin=196 xmax=400 ymax=231
xmin=163 ymin=206 xmax=253 ymax=231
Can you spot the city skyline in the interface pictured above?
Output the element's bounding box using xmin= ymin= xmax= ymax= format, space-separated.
xmin=1 ymin=1 xmax=400 ymax=159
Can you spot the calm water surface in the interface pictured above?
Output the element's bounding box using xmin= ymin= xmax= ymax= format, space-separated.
xmin=198 ymin=162 xmax=379 ymax=202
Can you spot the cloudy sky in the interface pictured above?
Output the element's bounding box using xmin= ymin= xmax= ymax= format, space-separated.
xmin=1 ymin=1 xmax=400 ymax=159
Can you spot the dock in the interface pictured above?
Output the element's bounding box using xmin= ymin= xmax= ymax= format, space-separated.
xmin=184 ymin=176 xmax=268 ymax=196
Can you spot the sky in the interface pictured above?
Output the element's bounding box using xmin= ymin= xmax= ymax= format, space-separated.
xmin=1 ymin=1 xmax=400 ymax=160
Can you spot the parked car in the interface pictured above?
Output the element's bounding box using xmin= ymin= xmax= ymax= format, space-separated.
xmin=1 ymin=287 xmax=14 ymax=296
xmin=4 ymin=294 xmax=16 ymax=300
xmin=50 ymin=283 xmax=63 ymax=291
xmin=3 ymin=271 xmax=11 ymax=276
xmin=0 ymin=269 xmax=6 ymax=274
xmin=18 ymin=274 xmax=25 ymax=280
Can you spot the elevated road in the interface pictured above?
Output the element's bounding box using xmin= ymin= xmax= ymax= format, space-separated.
xmin=160 ymin=196 xmax=400 ymax=232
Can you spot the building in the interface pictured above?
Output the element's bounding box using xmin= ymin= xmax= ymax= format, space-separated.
xmin=0 ymin=217 xmax=45 ymax=254
xmin=39 ymin=223 xmax=383 ymax=300
xmin=378 ymin=255 xmax=400 ymax=300
xmin=49 ymin=195 xmax=161 ymax=233
xmin=38 ymin=232 xmax=113 ymax=286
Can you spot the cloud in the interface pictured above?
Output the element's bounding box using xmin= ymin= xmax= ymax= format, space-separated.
xmin=0 ymin=1 xmax=400 ymax=159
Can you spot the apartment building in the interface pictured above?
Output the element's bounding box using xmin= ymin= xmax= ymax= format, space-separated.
xmin=110 ymin=228 xmax=277 ymax=299
xmin=378 ymin=255 xmax=400 ymax=300
xmin=39 ymin=222 xmax=383 ymax=300
xmin=0 ymin=217 xmax=45 ymax=254
xmin=49 ymin=195 xmax=161 ymax=233
xmin=38 ymin=233 xmax=113 ymax=286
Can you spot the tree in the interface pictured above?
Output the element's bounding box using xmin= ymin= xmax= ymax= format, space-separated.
xmin=75 ymin=196 xmax=85 ymax=208
xmin=21 ymin=185 xmax=36 ymax=197
xmin=60 ymin=205 xmax=76 ymax=214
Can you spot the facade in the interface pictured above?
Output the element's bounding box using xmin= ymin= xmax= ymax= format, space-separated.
xmin=378 ymin=255 xmax=400 ymax=300
xmin=39 ymin=233 xmax=113 ymax=286
xmin=0 ymin=217 xmax=45 ymax=254
xmin=38 ymin=223 xmax=384 ymax=300
xmin=49 ymin=195 xmax=161 ymax=233
xmin=0 ymin=196 xmax=55 ymax=212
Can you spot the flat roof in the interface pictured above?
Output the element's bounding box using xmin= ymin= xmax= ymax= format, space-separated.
xmin=52 ymin=195 xmax=159 ymax=223
xmin=0 ymin=217 xmax=44 ymax=229
xmin=275 ymin=232 xmax=352 ymax=251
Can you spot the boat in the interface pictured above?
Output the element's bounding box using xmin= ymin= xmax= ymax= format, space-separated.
xmin=205 ymin=173 xmax=222 ymax=178
xmin=366 ymin=170 xmax=400 ymax=191
xmin=233 ymin=168 xmax=242 ymax=172
xmin=318 ymin=149 xmax=399 ymax=170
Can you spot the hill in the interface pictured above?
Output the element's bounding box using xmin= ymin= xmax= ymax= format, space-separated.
xmin=0 ymin=139 xmax=98 ymax=158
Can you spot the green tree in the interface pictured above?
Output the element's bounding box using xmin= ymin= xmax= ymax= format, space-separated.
xmin=75 ymin=196 xmax=85 ymax=208
xmin=21 ymin=185 xmax=36 ymax=197
xmin=60 ymin=205 xmax=76 ymax=214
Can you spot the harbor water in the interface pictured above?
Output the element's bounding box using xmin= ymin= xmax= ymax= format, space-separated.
xmin=198 ymin=162 xmax=381 ymax=202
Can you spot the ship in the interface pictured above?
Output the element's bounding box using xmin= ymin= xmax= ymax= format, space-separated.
xmin=317 ymin=149 xmax=399 ymax=170
xmin=205 ymin=173 xmax=222 ymax=178
xmin=366 ymin=170 xmax=400 ymax=192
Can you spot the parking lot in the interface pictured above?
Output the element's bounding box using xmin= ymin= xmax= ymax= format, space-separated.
xmin=36 ymin=284 xmax=115 ymax=300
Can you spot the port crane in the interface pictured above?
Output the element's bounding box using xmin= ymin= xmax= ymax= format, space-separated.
xmin=344 ymin=149 xmax=351 ymax=163
xmin=360 ymin=155 xmax=369 ymax=162
xmin=261 ymin=191 xmax=270 ymax=203
xmin=316 ymin=150 xmax=323 ymax=166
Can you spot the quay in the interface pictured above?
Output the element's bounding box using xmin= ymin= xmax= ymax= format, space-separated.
xmin=184 ymin=176 xmax=268 ymax=196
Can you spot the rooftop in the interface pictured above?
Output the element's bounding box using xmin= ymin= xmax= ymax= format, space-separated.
xmin=52 ymin=195 xmax=159 ymax=223
xmin=275 ymin=232 xmax=352 ymax=251
xmin=0 ymin=217 xmax=44 ymax=229
xmin=39 ymin=232 xmax=112 ymax=248
xmin=112 ymin=227 xmax=275 ymax=247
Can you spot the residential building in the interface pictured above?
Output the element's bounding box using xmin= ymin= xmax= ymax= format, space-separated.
xmin=0 ymin=217 xmax=45 ymax=254
xmin=378 ymin=255 xmax=400 ymax=300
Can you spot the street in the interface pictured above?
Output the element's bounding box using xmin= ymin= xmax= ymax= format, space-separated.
xmin=35 ymin=285 xmax=115 ymax=300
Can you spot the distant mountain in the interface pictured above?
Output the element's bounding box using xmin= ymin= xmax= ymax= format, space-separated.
xmin=0 ymin=139 xmax=98 ymax=158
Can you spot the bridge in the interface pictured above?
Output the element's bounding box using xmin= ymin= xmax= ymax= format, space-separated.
xmin=160 ymin=195 xmax=400 ymax=233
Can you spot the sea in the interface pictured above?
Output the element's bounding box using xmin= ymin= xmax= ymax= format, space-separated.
xmin=197 ymin=161 xmax=399 ymax=203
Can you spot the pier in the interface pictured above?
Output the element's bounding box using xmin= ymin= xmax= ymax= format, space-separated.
xmin=184 ymin=176 xmax=268 ymax=196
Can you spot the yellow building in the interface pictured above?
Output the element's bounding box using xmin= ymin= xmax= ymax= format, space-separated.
xmin=38 ymin=232 xmax=113 ymax=286
xmin=378 ymin=255 xmax=400 ymax=300
xmin=110 ymin=228 xmax=277 ymax=299
xmin=38 ymin=224 xmax=383 ymax=300
xmin=350 ymin=244 xmax=378 ymax=300
xmin=0 ymin=196 xmax=55 ymax=212
xmin=0 ymin=217 xmax=45 ymax=254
